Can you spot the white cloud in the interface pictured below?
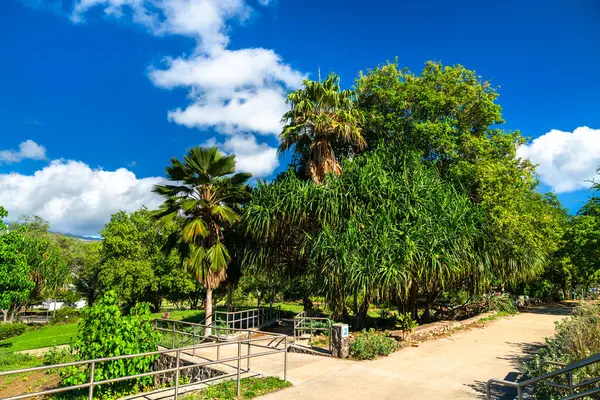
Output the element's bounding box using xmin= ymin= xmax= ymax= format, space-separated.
xmin=0 ymin=140 xmax=47 ymax=164
xmin=72 ymin=0 xmax=251 ymax=53
xmin=69 ymin=0 xmax=302 ymax=177
xmin=0 ymin=160 xmax=164 ymax=236
xmin=205 ymin=134 xmax=279 ymax=177
xmin=517 ymin=126 xmax=600 ymax=193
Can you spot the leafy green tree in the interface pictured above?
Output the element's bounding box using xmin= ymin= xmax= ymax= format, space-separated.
xmin=10 ymin=215 xmax=70 ymax=302
xmin=244 ymin=148 xmax=482 ymax=324
xmin=153 ymin=146 xmax=251 ymax=334
xmin=355 ymin=60 xmax=562 ymax=286
xmin=68 ymin=240 xmax=102 ymax=306
xmin=99 ymin=209 xmax=182 ymax=311
xmin=0 ymin=207 xmax=34 ymax=321
xmin=280 ymin=72 xmax=365 ymax=183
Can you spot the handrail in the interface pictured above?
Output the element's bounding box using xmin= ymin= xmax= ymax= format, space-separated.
xmin=486 ymin=352 xmax=600 ymax=399
xmin=293 ymin=312 xmax=332 ymax=353
xmin=1 ymin=319 xmax=289 ymax=400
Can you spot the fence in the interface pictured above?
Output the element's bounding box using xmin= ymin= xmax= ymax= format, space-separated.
xmin=1 ymin=322 xmax=288 ymax=400
xmin=214 ymin=306 xmax=281 ymax=332
xmin=293 ymin=311 xmax=332 ymax=352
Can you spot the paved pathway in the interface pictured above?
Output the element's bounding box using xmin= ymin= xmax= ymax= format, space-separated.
xmin=258 ymin=306 xmax=571 ymax=399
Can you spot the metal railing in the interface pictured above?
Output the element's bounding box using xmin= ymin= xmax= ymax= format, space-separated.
xmin=0 ymin=322 xmax=289 ymax=400
xmin=486 ymin=352 xmax=600 ymax=399
xmin=215 ymin=306 xmax=281 ymax=332
xmin=293 ymin=311 xmax=332 ymax=353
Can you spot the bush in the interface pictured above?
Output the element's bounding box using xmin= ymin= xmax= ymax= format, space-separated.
xmin=349 ymin=329 xmax=397 ymax=360
xmin=0 ymin=322 xmax=27 ymax=341
xmin=488 ymin=293 xmax=518 ymax=314
xmin=43 ymin=343 xmax=75 ymax=365
xmin=51 ymin=307 xmax=80 ymax=325
xmin=61 ymin=291 xmax=160 ymax=399
xmin=396 ymin=313 xmax=418 ymax=339
xmin=523 ymin=303 xmax=600 ymax=399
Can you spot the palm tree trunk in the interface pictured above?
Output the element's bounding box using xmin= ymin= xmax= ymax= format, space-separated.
xmin=227 ymin=282 xmax=233 ymax=311
xmin=205 ymin=288 xmax=213 ymax=337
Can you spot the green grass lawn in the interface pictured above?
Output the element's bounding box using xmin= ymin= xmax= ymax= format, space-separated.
xmin=185 ymin=377 xmax=291 ymax=399
xmin=0 ymin=323 xmax=78 ymax=352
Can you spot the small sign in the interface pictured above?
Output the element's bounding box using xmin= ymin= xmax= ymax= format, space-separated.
xmin=342 ymin=325 xmax=349 ymax=338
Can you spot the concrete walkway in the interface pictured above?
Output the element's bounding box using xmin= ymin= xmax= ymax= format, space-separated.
xmin=259 ymin=306 xmax=571 ymax=399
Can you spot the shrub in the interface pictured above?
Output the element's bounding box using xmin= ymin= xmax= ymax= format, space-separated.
xmin=488 ymin=293 xmax=518 ymax=314
xmin=43 ymin=343 xmax=75 ymax=365
xmin=349 ymin=329 xmax=397 ymax=360
xmin=523 ymin=303 xmax=600 ymax=399
xmin=0 ymin=322 xmax=27 ymax=341
xmin=61 ymin=291 xmax=160 ymax=399
xmin=51 ymin=307 xmax=80 ymax=325
xmin=396 ymin=313 xmax=418 ymax=339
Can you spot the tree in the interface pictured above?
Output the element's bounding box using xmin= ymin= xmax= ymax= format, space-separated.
xmin=355 ymin=60 xmax=562 ymax=286
xmin=11 ymin=215 xmax=70 ymax=303
xmin=280 ymin=72 xmax=365 ymax=183
xmin=153 ymin=146 xmax=251 ymax=335
xmin=99 ymin=209 xmax=182 ymax=311
xmin=68 ymin=240 xmax=102 ymax=306
xmin=0 ymin=207 xmax=34 ymax=322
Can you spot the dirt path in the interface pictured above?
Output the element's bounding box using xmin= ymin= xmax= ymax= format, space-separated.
xmin=259 ymin=306 xmax=571 ymax=399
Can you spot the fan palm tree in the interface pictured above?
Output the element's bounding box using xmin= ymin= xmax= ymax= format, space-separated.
xmin=280 ymin=72 xmax=366 ymax=184
xmin=153 ymin=146 xmax=251 ymax=336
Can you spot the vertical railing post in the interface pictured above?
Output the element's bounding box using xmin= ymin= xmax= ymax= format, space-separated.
xmin=174 ymin=350 xmax=181 ymax=400
xmin=88 ymin=361 xmax=95 ymax=400
xmin=192 ymin=325 xmax=196 ymax=356
xmin=516 ymin=386 xmax=523 ymax=400
xmin=172 ymin=322 xmax=175 ymax=349
xmin=247 ymin=331 xmax=251 ymax=372
xmin=217 ymin=341 xmax=220 ymax=361
xmin=284 ymin=336 xmax=288 ymax=382
xmin=237 ymin=341 xmax=242 ymax=397
xmin=568 ymin=371 xmax=574 ymax=395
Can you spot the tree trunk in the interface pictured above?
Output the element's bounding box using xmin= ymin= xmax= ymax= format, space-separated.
xmin=205 ymin=288 xmax=213 ymax=337
xmin=227 ymin=282 xmax=233 ymax=311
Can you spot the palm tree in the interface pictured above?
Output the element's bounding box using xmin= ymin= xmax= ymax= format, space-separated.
xmin=153 ymin=146 xmax=251 ymax=336
xmin=280 ymin=72 xmax=366 ymax=184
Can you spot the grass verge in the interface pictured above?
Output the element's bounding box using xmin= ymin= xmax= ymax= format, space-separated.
xmin=0 ymin=323 xmax=78 ymax=352
xmin=185 ymin=377 xmax=291 ymax=399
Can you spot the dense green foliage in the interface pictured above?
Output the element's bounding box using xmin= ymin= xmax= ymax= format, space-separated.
xmin=524 ymin=303 xmax=600 ymax=399
xmin=349 ymin=329 xmax=398 ymax=360
xmin=0 ymin=322 xmax=27 ymax=340
xmin=0 ymin=207 xmax=34 ymax=322
xmin=63 ymin=291 xmax=160 ymax=397
xmin=241 ymin=60 xmax=568 ymax=327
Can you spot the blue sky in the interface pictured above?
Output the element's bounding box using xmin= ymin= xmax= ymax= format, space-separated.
xmin=1 ymin=0 xmax=599 ymax=235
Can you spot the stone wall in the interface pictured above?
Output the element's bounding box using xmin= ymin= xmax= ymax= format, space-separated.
xmin=152 ymin=353 xmax=225 ymax=387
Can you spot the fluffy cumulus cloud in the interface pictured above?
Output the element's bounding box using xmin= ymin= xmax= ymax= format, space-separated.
xmin=517 ymin=126 xmax=600 ymax=193
xmin=0 ymin=160 xmax=165 ymax=236
xmin=69 ymin=0 xmax=304 ymax=177
xmin=205 ymin=134 xmax=279 ymax=177
xmin=0 ymin=140 xmax=47 ymax=164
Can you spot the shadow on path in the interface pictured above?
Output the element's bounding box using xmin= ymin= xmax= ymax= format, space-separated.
xmin=523 ymin=305 xmax=572 ymax=316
